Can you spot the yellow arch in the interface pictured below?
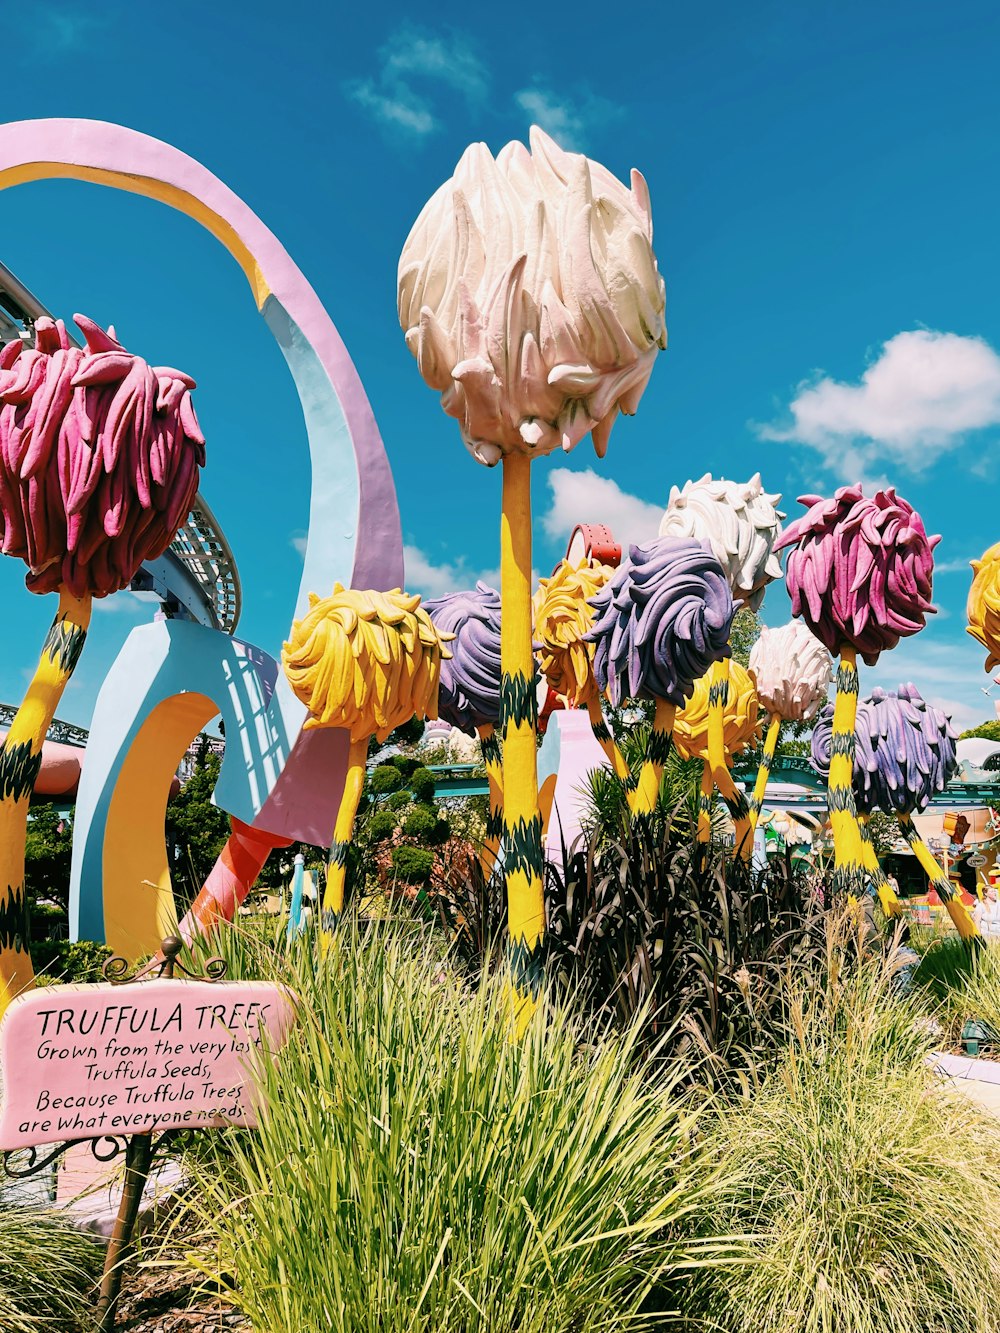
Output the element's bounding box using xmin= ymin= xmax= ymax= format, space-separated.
xmin=0 ymin=162 xmax=270 ymax=309
xmin=103 ymin=692 xmax=219 ymax=959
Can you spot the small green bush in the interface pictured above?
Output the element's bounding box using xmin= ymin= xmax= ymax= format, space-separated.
xmin=390 ymin=846 xmax=435 ymax=884
xmin=389 ymin=754 xmax=420 ymax=780
xmin=386 ymin=790 xmax=411 ymax=811
xmin=32 ymin=938 xmax=112 ymax=984
xmin=408 ymin=766 xmax=435 ymax=802
xmin=402 ymin=806 xmax=438 ymax=840
xmin=368 ymin=765 xmax=403 ymax=796
xmin=367 ymin=810 xmax=397 ymax=842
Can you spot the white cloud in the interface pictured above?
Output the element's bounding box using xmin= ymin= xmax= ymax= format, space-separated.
xmin=760 ymin=330 xmax=1000 ymax=480
xmin=347 ymin=25 xmax=487 ymax=140
xmin=862 ymin=635 xmax=991 ymax=735
xmin=290 ymin=531 xmax=307 ymax=558
xmin=404 ymin=544 xmax=478 ymax=599
xmin=92 ymin=591 xmax=149 ymax=616
xmin=513 ymin=85 xmax=623 ymax=151
xmin=542 ymin=469 xmax=662 ymax=552
xmin=935 ymin=555 xmax=977 ymax=575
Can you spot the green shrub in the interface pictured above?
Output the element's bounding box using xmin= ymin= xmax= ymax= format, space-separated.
xmin=387 ymin=790 xmax=411 ymax=811
xmin=32 ymin=938 xmax=112 ymax=984
xmin=389 ymin=754 xmax=420 ymax=780
xmin=390 ymin=846 xmax=435 ymax=884
xmin=408 ymin=766 xmax=435 ymax=802
xmin=367 ymin=810 xmax=397 ymax=843
xmin=0 ymin=1205 xmax=102 ymax=1331
xmin=368 ymin=765 xmax=403 ymax=796
xmin=402 ymin=805 xmax=438 ymax=840
xmin=182 ymin=925 xmax=727 ymax=1333
xmin=682 ymin=953 xmax=1000 ymax=1332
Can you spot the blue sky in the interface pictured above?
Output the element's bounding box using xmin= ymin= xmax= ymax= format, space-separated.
xmin=2 ymin=0 xmax=1000 ymax=732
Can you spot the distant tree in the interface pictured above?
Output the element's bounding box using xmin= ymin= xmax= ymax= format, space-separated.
xmin=164 ymin=740 xmax=230 ymax=911
xmin=24 ymin=804 xmax=73 ymax=911
xmin=730 ymin=607 xmax=762 ymax=668
xmin=960 ymin=721 xmax=1000 ymax=742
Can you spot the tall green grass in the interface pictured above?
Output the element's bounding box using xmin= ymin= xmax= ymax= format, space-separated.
xmin=685 ymin=954 xmax=1000 ymax=1333
xmin=0 ymin=1203 xmax=101 ymax=1331
xmin=182 ymin=921 xmax=730 ymax=1332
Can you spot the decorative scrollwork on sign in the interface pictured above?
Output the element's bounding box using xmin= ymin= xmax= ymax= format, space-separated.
xmin=2 ymin=1133 xmax=128 ymax=1179
xmin=102 ymin=935 xmax=227 ymax=986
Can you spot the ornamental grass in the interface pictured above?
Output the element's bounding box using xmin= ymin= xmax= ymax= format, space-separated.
xmin=180 ymin=920 xmax=729 ymax=1332
xmin=0 ymin=1202 xmax=101 ymax=1331
xmin=683 ymin=942 xmax=1000 ymax=1333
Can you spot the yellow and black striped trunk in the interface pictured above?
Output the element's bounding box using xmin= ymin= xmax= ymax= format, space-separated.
xmin=0 ymin=589 xmax=91 ymax=1014
xmin=499 ymin=456 xmax=545 ymax=1015
xmin=828 ymin=647 xmax=865 ymax=900
xmin=477 ymin=723 xmax=503 ymax=877
xmin=631 ymin=697 xmax=676 ymax=818
xmin=586 ymin=694 xmax=632 ymax=788
xmin=748 ymin=715 xmax=781 ymax=834
xmin=319 ymin=738 xmax=368 ymax=948
xmin=898 ymin=814 xmax=978 ymax=941
xmin=857 ymin=815 xmax=903 ymax=918
xmin=705 ymin=659 xmax=752 ymax=857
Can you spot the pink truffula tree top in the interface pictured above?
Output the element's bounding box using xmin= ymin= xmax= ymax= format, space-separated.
xmin=0 ymin=315 xmax=205 ymax=598
xmin=775 ymin=484 xmax=938 ymax=667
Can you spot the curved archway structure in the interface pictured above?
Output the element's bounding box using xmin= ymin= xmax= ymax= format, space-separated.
xmin=0 ymin=120 xmax=403 ymax=954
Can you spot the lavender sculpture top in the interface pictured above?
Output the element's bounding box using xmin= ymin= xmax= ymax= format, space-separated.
xmin=586 ymin=536 xmax=734 ymax=707
xmin=424 ymin=582 xmax=502 ymax=731
xmin=810 ymin=682 xmax=957 ymax=814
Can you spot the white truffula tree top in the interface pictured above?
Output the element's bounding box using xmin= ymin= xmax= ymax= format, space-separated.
xmin=397 ymin=126 xmax=667 ymax=467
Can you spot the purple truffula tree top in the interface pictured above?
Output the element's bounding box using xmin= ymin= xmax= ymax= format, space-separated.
xmin=586 ymin=536 xmax=734 ymax=707
xmin=424 ymin=582 xmax=503 ymax=733
xmin=810 ymin=682 xmax=957 ymax=815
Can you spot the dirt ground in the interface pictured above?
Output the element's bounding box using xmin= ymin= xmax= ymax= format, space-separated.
xmin=114 ymin=1254 xmax=248 ymax=1332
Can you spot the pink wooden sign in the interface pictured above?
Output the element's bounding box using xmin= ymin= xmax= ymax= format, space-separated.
xmin=0 ymin=979 xmax=296 ymax=1151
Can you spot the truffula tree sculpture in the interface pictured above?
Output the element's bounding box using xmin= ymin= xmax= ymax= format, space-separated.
xmin=0 ymin=316 xmax=204 ymax=1009
xmin=424 ymin=583 xmax=504 ymax=872
xmin=586 ymin=537 xmax=734 ymax=817
xmin=811 ymin=684 xmax=975 ymax=937
xmin=282 ymin=586 xmax=452 ymax=939
xmin=775 ymin=486 xmax=938 ymax=899
xmin=533 ymin=559 xmax=628 ymax=780
xmin=967 ymin=542 xmax=1000 ymax=673
xmin=659 ymin=474 xmax=783 ymax=849
xmin=747 ymin=620 xmax=833 ymax=831
xmin=398 ymin=127 xmax=666 ymax=993
xmin=672 ymin=660 xmax=760 ymax=841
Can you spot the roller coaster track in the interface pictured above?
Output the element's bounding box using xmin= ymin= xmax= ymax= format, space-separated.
xmin=0 ymin=260 xmax=241 ymax=634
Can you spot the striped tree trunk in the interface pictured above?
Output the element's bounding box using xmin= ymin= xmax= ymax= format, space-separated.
xmin=499 ymin=455 xmax=545 ymax=1015
xmin=827 ymin=646 xmax=866 ymax=900
xmin=857 ymin=815 xmax=903 ymax=918
xmin=898 ymin=814 xmax=978 ymax=941
xmin=697 ymin=762 xmax=714 ymax=839
xmin=0 ymin=589 xmax=91 ymax=1014
xmin=706 ymin=658 xmax=752 ymax=858
xmin=631 ymin=697 xmax=676 ymax=819
xmin=477 ymin=724 xmax=503 ymax=877
xmin=320 ymin=738 xmax=368 ymax=947
xmin=748 ymin=715 xmax=782 ymax=834
xmin=585 ymin=693 xmax=632 ymax=788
